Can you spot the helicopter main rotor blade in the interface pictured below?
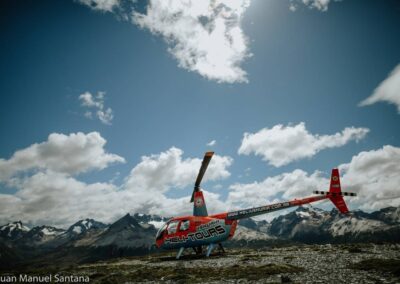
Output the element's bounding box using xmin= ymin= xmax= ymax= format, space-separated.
xmin=190 ymin=151 xmax=214 ymax=202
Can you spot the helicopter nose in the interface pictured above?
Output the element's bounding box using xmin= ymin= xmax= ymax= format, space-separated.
xmin=156 ymin=238 xmax=164 ymax=248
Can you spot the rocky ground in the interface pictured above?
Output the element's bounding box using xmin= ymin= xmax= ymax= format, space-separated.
xmin=3 ymin=244 xmax=400 ymax=283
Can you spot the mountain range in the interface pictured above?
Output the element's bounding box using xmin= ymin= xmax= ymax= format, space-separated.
xmin=0 ymin=206 xmax=399 ymax=268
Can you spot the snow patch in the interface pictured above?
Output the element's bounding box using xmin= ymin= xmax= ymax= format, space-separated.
xmin=140 ymin=223 xmax=151 ymax=229
xmin=330 ymin=217 xmax=386 ymax=236
xmin=41 ymin=227 xmax=63 ymax=236
xmin=148 ymin=220 xmax=165 ymax=229
xmin=233 ymin=226 xmax=273 ymax=241
xmin=296 ymin=211 xmax=311 ymax=218
xmin=72 ymin=226 xmax=82 ymax=234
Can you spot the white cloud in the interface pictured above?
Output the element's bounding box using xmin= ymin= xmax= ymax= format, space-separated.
xmin=0 ymin=171 xmax=228 ymax=228
xmin=238 ymin=122 xmax=369 ymax=167
xmin=359 ymin=64 xmax=400 ymax=113
xmin=0 ymin=132 xmax=125 ymax=182
xmin=77 ymin=0 xmax=119 ymax=12
xmin=124 ymin=147 xmax=233 ymax=193
xmin=207 ymin=140 xmax=217 ymax=146
xmin=132 ymin=0 xmax=251 ymax=83
xmin=79 ymin=91 xmax=114 ymax=125
xmin=0 ymin=144 xmax=231 ymax=227
xmin=1 ymin=172 xmax=120 ymax=227
xmin=228 ymin=169 xmax=326 ymax=209
xmin=77 ymin=0 xmax=341 ymax=83
xmin=0 ymin=170 xmax=183 ymax=227
xmin=289 ymin=0 xmax=339 ymax=12
xmin=339 ymin=145 xmax=400 ymax=211
xmin=97 ymin=108 xmax=114 ymax=125
xmin=0 ymin=136 xmax=399 ymax=226
xmin=229 ymin=145 xmax=400 ymax=219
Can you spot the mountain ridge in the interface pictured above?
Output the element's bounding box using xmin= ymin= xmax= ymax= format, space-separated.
xmin=0 ymin=206 xmax=399 ymax=268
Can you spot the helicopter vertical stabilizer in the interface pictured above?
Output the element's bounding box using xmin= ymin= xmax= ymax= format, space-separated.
xmin=328 ymin=168 xmax=349 ymax=214
xmin=193 ymin=191 xmax=208 ymax=216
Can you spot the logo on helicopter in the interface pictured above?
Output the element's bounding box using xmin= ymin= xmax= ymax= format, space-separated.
xmin=194 ymin=197 xmax=204 ymax=207
xmin=165 ymin=221 xmax=226 ymax=244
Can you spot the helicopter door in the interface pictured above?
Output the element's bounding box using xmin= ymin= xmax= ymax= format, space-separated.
xmin=178 ymin=220 xmax=190 ymax=232
xmin=166 ymin=220 xmax=179 ymax=235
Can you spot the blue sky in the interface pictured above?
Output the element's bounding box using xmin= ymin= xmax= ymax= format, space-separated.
xmin=0 ymin=0 xmax=399 ymax=227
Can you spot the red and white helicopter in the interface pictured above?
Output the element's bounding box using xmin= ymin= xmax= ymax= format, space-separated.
xmin=155 ymin=152 xmax=356 ymax=259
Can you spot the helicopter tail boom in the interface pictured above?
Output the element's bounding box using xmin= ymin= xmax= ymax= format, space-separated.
xmin=225 ymin=168 xmax=356 ymax=220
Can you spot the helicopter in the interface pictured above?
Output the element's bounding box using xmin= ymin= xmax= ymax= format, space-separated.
xmin=155 ymin=152 xmax=356 ymax=259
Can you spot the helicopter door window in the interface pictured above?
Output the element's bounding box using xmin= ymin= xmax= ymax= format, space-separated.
xmin=179 ymin=220 xmax=190 ymax=231
xmin=167 ymin=220 xmax=179 ymax=235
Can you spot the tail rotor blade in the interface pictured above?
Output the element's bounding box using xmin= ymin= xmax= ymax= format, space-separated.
xmin=190 ymin=151 xmax=214 ymax=202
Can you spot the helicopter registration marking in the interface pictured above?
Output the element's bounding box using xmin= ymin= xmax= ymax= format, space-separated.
xmin=227 ymin=201 xmax=291 ymax=219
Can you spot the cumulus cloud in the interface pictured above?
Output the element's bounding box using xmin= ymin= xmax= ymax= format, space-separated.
xmin=238 ymin=122 xmax=369 ymax=167
xmin=1 ymin=131 xmax=397 ymax=226
xmin=359 ymin=64 xmax=400 ymax=113
xmin=0 ymin=132 xmax=124 ymax=182
xmin=1 ymin=172 xmax=120 ymax=227
xmin=0 ymin=171 xmax=228 ymax=228
xmin=132 ymin=0 xmax=251 ymax=83
xmin=79 ymin=91 xmax=114 ymax=125
xmin=124 ymin=147 xmax=233 ymax=193
xmin=339 ymin=145 xmax=400 ymax=210
xmin=77 ymin=0 xmax=120 ymax=12
xmin=230 ymin=145 xmax=400 ymax=218
xmin=0 ymin=143 xmax=231 ymax=227
xmin=229 ymin=169 xmax=326 ymax=208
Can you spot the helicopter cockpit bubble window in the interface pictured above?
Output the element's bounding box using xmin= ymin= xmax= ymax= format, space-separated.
xmin=179 ymin=220 xmax=190 ymax=231
xmin=167 ymin=220 xmax=179 ymax=235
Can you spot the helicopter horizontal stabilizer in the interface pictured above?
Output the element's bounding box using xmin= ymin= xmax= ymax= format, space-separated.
xmin=313 ymin=191 xmax=356 ymax=196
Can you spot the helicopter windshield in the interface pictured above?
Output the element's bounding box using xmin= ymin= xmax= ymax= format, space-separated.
xmin=156 ymin=222 xmax=168 ymax=240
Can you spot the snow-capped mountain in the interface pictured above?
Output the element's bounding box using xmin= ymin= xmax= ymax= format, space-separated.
xmin=0 ymin=221 xmax=29 ymax=241
xmin=240 ymin=206 xmax=400 ymax=243
xmin=66 ymin=218 xmax=107 ymax=236
xmin=268 ymin=206 xmax=330 ymax=240
xmin=327 ymin=209 xmax=386 ymax=237
xmin=29 ymin=225 xmax=65 ymax=237
xmin=93 ymin=213 xmax=157 ymax=249
xmin=370 ymin=206 xmax=400 ymax=225
xmin=132 ymin=213 xmax=170 ymax=230
xmin=17 ymin=225 xmax=65 ymax=247
xmin=1 ymin=206 xmax=399 ymax=267
xmin=232 ymin=225 xmax=274 ymax=241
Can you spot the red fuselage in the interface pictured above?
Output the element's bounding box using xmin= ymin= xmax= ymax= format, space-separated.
xmin=155 ymin=195 xmax=329 ymax=249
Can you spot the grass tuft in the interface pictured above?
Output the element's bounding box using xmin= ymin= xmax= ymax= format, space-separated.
xmin=350 ymin=258 xmax=400 ymax=276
